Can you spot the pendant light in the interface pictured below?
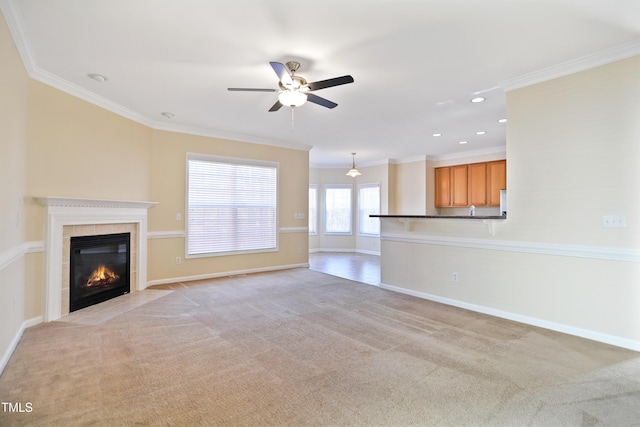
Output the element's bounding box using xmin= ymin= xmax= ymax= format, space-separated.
xmin=346 ymin=153 xmax=361 ymax=177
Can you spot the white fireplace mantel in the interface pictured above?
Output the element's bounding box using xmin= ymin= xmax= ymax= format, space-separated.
xmin=35 ymin=197 xmax=157 ymax=321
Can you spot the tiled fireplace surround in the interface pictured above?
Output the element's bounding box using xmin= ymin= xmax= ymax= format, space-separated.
xmin=36 ymin=197 xmax=156 ymax=322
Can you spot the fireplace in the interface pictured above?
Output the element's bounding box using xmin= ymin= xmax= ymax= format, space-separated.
xmin=35 ymin=196 xmax=156 ymax=321
xmin=70 ymin=232 xmax=131 ymax=312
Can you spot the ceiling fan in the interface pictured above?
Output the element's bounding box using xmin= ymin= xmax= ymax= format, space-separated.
xmin=228 ymin=61 xmax=354 ymax=111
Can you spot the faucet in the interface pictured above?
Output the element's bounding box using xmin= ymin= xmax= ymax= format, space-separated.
xmin=469 ymin=205 xmax=475 ymax=216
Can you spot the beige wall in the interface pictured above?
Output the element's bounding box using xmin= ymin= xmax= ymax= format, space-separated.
xmin=25 ymin=81 xmax=154 ymax=240
xmin=380 ymin=56 xmax=640 ymax=349
xmin=148 ymin=130 xmax=309 ymax=283
xmin=504 ymin=56 xmax=640 ymax=247
xmin=310 ymin=162 xmax=390 ymax=254
xmin=392 ymin=159 xmax=426 ymax=215
xmin=0 ymin=10 xmax=29 ymax=367
xmin=309 ymin=167 xmax=357 ymax=251
xmin=0 ymin=9 xmax=310 ymax=368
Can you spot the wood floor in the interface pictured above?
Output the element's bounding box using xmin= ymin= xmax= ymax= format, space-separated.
xmin=308 ymin=251 xmax=380 ymax=286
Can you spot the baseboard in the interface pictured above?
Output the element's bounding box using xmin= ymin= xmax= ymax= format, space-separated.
xmin=309 ymin=248 xmax=381 ymax=256
xmin=0 ymin=315 xmax=43 ymax=375
xmin=146 ymin=263 xmax=310 ymax=287
xmin=380 ymin=282 xmax=640 ymax=352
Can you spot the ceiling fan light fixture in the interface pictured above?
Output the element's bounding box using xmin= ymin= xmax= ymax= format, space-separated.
xmin=278 ymin=90 xmax=307 ymax=107
xmin=346 ymin=153 xmax=362 ymax=177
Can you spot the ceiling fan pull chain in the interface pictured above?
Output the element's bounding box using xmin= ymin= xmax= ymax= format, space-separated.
xmin=291 ymin=107 xmax=295 ymax=133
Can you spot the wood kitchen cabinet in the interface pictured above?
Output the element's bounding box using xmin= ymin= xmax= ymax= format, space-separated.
xmin=435 ymin=167 xmax=451 ymax=207
xmin=450 ymin=165 xmax=468 ymax=206
xmin=486 ymin=160 xmax=506 ymax=206
xmin=468 ymin=162 xmax=487 ymax=206
xmin=435 ymin=165 xmax=468 ymax=207
xmin=434 ymin=160 xmax=506 ymax=208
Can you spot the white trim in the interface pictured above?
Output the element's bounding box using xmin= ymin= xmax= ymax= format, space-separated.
xmin=355 ymin=249 xmax=381 ymax=256
xmin=146 ymin=263 xmax=309 ymax=287
xmin=382 ymin=232 xmax=640 ymax=263
xmin=146 ymin=228 xmax=308 ymax=239
xmin=309 ymin=248 xmax=381 ymax=256
xmin=389 ymin=155 xmax=429 ymax=165
xmin=0 ymin=0 xmax=311 ymax=154
xmin=0 ymin=316 xmax=41 ymax=375
xmin=0 ymin=241 xmax=43 ymax=271
xmin=147 ymin=230 xmax=185 ymax=239
xmin=279 ymin=227 xmax=309 ymax=234
xmin=379 ymin=282 xmax=640 ymax=352
xmin=500 ymin=39 xmax=640 ymax=91
xmin=425 ymin=146 xmax=506 ymax=162
xmin=34 ymin=196 xmax=157 ymax=210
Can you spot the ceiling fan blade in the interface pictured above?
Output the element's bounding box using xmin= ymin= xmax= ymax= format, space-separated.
xmin=307 ymin=75 xmax=354 ymax=91
xmin=269 ymin=100 xmax=283 ymax=112
xmin=306 ymin=93 xmax=338 ymax=109
xmin=227 ymin=88 xmax=276 ymax=92
xmin=269 ymin=62 xmax=293 ymax=86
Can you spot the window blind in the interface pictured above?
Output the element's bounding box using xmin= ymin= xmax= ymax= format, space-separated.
xmin=187 ymin=154 xmax=278 ymax=256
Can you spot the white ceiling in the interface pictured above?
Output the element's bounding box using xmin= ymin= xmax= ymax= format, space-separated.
xmin=3 ymin=0 xmax=640 ymax=167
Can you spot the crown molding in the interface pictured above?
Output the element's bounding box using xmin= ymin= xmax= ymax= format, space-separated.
xmin=500 ymin=39 xmax=640 ymax=91
xmin=152 ymin=122 xmax=313 ymax=152
xmin=426 ymin=146 xmax=506 ymax=162
xmin=0 ymin=0 xmax=311 ymax=154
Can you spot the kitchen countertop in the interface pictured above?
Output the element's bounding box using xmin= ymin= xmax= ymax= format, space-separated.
xmin=371 ymin=215 xmax=506 ymax=220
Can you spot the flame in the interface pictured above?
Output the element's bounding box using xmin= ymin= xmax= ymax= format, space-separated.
xmin=85 ymin=265 xmax=119 ymax=288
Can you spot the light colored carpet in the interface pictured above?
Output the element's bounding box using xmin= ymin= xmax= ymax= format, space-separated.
xmin=1 ymin=268 xmax=639 ymax=426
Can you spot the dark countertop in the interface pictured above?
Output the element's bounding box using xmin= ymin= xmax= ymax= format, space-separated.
xmin=371 ymin=215 xmax=506 ymax=220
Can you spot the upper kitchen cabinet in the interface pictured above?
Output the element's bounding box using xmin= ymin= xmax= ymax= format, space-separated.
xmin=469 ymin=162 xmax=487 ymax=206
xmin=435 ymin=165 xmax=468 ymax=207
xmin=486 ymin=160 xmax=506 ymax=206
xmin=435 ymin=167 xmax=451 ymax=207
xmin=434 ymin=160 xmax=505 ymax=208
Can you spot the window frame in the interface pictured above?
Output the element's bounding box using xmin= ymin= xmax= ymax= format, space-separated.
xmin=309 ymin=184 xmax=318 ymax=236
xmin=358 ymin=182 xmax=381 ymax=237
xmin=185 ymin=152 xmax=279 ymax=258
xmin=323 ymin=184 xmax=353 ymax=235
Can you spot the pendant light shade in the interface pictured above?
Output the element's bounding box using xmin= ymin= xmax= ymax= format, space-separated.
xmin=346 ymin=153 xmax=361 ymax=177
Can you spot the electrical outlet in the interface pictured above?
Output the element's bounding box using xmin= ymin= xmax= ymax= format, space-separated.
xmin=602 ymin=215 xmax=626 ymax=228
xmin=175 ymin=256 xmax=182 ymax=264
xmin=452 ymin=272 xmax=459 ymax=282
xmin=176 ymin=213 xmax=182 ymax=221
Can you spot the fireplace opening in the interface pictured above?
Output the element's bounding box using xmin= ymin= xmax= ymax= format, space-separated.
xmin=70 ymin=232 xmax=130 ymax=312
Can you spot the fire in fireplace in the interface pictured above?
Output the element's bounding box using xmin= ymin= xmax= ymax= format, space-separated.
xmin=70 ymin=232 xmax=130 ymax=312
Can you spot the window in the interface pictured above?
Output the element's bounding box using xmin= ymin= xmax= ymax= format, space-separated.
xmin=186 ymin=153 xmax=278 ymax=257
xmin=358 ymin=183 xmax=380 ymax=236
xmin=309 ymin=185 xmax=318 ymax=235
xmin=324 ymin=185 xmax=352 ymax=234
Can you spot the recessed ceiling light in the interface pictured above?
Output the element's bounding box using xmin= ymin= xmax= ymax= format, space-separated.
xmin=498 ymin=118 xmax=507 ymax=123
xmin=459 ymin=141 xmax=468 ymax=144
xmin=476 ymin=131 xmax=486 ymax=135
xmin=471 ymin=97 xmax=485 ymax=103
xmin=432 ymin=133 xmax=442 ymax=137
xmin=87 ymin=73 xmax=107 ymax=82
xmin=161 ymin=112 xmax=174 ymax=119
